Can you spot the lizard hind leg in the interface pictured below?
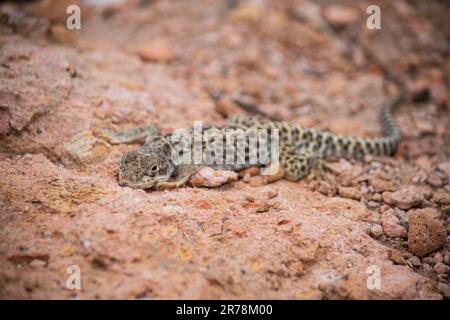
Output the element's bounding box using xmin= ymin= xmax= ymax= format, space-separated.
xmin=307 ymin=158 xmax=327 ymax=181
xmin=281 ymin=148 xmax=319 ymax=181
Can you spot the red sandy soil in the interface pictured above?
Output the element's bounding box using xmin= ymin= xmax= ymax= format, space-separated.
xmin=0 ymin=0 xmax=449 ymax=299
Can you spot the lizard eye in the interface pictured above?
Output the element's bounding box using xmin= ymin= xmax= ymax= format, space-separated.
xmin=147 ymin=165 xmax=159 ymax=177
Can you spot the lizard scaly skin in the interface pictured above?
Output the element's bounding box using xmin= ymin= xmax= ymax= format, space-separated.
xmin=98 ymin=91 xmax=404 ymax=190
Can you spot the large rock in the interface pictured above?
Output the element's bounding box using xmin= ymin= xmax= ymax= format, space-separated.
xmin=61 ymin=131 xmax=111 ymax=167
xmin=0 ymin=37 xmax=72 ymax=134
xmin=408 ymin=208 xmax=446 ymax=257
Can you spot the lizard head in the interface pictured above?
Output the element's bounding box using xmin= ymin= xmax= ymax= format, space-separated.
xmin=119 ymin=148 xmax=175 ymax=189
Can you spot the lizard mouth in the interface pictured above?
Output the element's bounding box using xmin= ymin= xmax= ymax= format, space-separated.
xmin=119 ymin=179 xmax=157 ymax=189
xmin=118 ymin=171 xmax=157 ymax=189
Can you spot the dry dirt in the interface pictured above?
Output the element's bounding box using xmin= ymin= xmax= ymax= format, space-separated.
xmin=0 ymin=0 xmax=449 ymax=299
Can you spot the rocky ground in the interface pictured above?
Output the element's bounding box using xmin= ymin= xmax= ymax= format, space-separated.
xmin=0 ymin=0 xmax=449 ymax=299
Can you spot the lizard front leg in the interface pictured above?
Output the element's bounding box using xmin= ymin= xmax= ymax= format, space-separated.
xmin=154 ymin=164 xmax=202 ymax=190
xmin=93 ymin=125 xmax=161 ymax=145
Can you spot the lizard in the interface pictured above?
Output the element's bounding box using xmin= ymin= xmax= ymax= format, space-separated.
xmin=95 ymin=89 xmax=405 ymax=191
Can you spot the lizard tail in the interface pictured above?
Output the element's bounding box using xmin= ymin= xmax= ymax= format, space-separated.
xmin=332 ymin=91 xmax=405 ymax=159
xmin=293 ymin=90 xmax=406 ymax=160
xmin=380 ymin=92 xmax=404 ymax=146
xmin=376 ymin=89 xmax=405 ymax=155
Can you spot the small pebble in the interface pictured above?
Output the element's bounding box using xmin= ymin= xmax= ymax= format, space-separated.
xmin=433 ymin=252 xmax=443 ymax=264
xmin=389 ymin=187 xmax=424 ymax=210
xmin=162 ymin=204 xmax=184 ymax=215
xmin=82 ymin=240 xmax=92 ymax=249
xmin=370 ymin=177 xmax=397 ymax=192
xmin=366 ymin=200 xmax=380 ymax=209
xmin=422 ymin=263 xmax=433 ymax=273
xmin=422 ymin=257 xmax=435 ymax=266
xmin=29 ymin=259 xmax=47 ymax=268
xmin=267 ymin=190 xmax=278 ymax=199
xmin=444 ymin=253 xmax=450 ymax=265
xmin=368 ymin=224 xmax=383 ymax=238
xmin=437 ymin=283 xmax=450 ymax=299
xmin=438 ymin=274 xmax=449 ymax=282
xmin=316 ymin=181 xmax=337 ymax=197
xmin=337 ymin=186 xmax=362 ymax=200
xmin=434 ymin=262 xmax=450 ymax=274
xmin=245 ymin=195 xmax=255 ymax=202
xmin=427 ymin=173 xmax=444 ymax=188
xmin=136 ymin=39 xmax=176 ymax=63
xmin=431 ymin=191 xmax=450 ymax=205
xmin=382 ymin=221 xmax=408 ymax=238
xmin=408 ymin=256 xmax=421 ymax=267
xmin=388 ymin=249 xmax=407 ymax=265
xmin=189 ymin=167 xmax=238 ymax=187
xmin=371 ymin=193 xmax=382 ymax=202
